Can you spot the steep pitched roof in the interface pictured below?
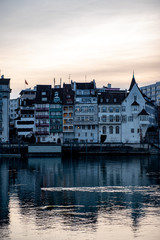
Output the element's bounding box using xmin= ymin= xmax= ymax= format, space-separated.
xmin=138 ymin=109 xmax=149 ymax=116
xmin=128 ymin=72 xmax=136 ymax=91
xmin=131 ymin=101 xmax=139 ymax=106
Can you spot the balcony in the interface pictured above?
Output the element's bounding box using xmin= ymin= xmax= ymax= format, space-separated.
xmin=50 ymin=108 xmax=62 ymax=112
xmin=36 ymin=123 xmax=49 ymax=127
xmin=35 ymin=115 xmax=49 ymax=119
xmin=35 ymin=131 xmax=49 ymax=135
xmin=35 ymin=108 xmax=49 ymax=111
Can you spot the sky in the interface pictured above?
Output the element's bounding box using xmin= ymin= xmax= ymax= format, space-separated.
xmin=0 ymin=0 xmax=160 ymax=98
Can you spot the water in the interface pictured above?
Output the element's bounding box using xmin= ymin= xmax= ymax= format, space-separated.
xmin=0 ymin=155 xmax=160 ymax=240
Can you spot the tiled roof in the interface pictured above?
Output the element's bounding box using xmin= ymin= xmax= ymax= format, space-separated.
xmin=98 ymin=91 xmax=126 ymax=104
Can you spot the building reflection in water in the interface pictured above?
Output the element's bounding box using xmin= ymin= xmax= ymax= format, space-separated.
xmin=0 ymin=155 xmax=160 ymax=239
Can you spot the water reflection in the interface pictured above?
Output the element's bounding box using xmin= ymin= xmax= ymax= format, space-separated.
xmin=0 ymin=155 xmax=160 ymax=240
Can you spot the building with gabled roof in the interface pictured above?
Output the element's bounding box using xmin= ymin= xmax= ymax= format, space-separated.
xmin=121 ymin=74 xmax=157 ymax=143
xmin=98 ymin=90 xmax=126 ymax=143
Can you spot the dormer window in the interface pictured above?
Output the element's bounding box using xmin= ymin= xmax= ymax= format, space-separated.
xmin=134 ymin=95 xmax=137 ymax=101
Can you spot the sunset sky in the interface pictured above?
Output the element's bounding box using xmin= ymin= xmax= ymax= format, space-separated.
xmin=0 ymin=0 xmax=160 ymax=98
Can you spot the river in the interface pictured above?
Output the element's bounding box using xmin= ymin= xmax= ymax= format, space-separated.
xmin=0 ymin=155 xmax=160 ymax=240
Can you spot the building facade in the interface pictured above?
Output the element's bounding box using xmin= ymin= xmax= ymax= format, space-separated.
xmin=121 ymin=75 xmax=157 ymax=143
xmin=15 ymin=88 xmax=36 ymax=140
xmin=73 ymin=80 xmax=98 ymax=143
xmin=62 ymin=84 xmax=75 ymax=142
xmin=140 ymin=82 xmax=160 ymax=105
xmin=98 ymin=90 xmax=126 ymax=143
xmin=0 ymin=75 xmax=11 ymax=142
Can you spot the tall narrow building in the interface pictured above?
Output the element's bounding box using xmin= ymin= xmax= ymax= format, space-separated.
xmin=0 ymin=75 xmax=11 ymax=142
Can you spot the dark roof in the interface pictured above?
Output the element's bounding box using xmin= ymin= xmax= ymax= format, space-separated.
xmin=76 ymin=81 xmax=95 ymax=90
xmin=128 ymin=73 xmax=136 ymax=91
xmin=0 ymin=78 xmax=10 ymax=86
xmin=35 ymin=85 xmax=52 ymax=103
xmin=98 ymin=91 xmax=126 ymax=104
xmin=138 ymin=109 xmax=149 ymax=116
xmin=131 ymin=101 xmax=139 ymax=106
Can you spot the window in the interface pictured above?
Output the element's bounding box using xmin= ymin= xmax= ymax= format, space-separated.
xmin=122 ymin=115 xmax=127 ymax=122
xmin=137 ymin=129 xmax=140 ymax=133
xmin=128 ymin=116 xmax=133 ymax=122
xmin=115 ymin=115 xmax=120 ymax=122
xmin=131 ymin=128 xmax=134 ymax=133
xmin=109 ymin=126 xmax=113 ymax=134
xmin=89 ymin=116 xmax=94 ymax=122
xmin=41 ymin=92 xmax=46 ymax=95
xmin=81 ymin=106 xmax=88 ymax=112
xmin=122 ymin=106 xmax=126 ymax=112
xmin=92 ymin=125 xmax=95 ymax=130
xmin=81 ymin=116 xmax=84 ymax=122
xmin=42 ymin=97 xmax=47 ymax=101
xmin=133 ymin=106 xmax=138 ymax=111
xmin=89 ymin=106 xmax=94 ymax=112
xmin=109 ymin=107 xmax=113 ymax=113
xmin=85 ymin=132 xmax=87 ymax=136
xmin=116 ymin=126 xmax=119 ymax=134
xmin=102 ymin=115 xmax=107 ymax=122
xmin=115 ymin=108 xmax=119 ymax=112
xmin=134 ymin=95 xmax=137 ymax=101
xmin=114 ymin=98 xmax=117 ymax=103
xmin=102 ymin=107 xmax=107 ymax=112
xmin=102 ymin=126 xmax=106 ymax=134
xmin=88 ymin=125 xmax=91 ymax=130
xmin=78 ymin=133 xmax=80 ymax=137
xmin=77 ymin=126 xmax=81 ymax=129
xmin=82 ymin=125 xmax=85 ymax=129
xmin=109 ymin=115 xmax=113 ymax=122
xmin=42 ymin=137 xmax=46 ymax=141
xmin=140 ymin=116 xmax=148 ymax=121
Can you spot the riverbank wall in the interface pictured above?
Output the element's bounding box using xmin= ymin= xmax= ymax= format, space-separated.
xmin=0 ymin=142 xmax=160 ymax=157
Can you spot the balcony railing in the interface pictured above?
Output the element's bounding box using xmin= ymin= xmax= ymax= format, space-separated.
xmin=35 ymin=115 xmax=49 ymax=119
xmin=35 ymin=108 xmax=49 ymax=111
xmin=35 ymin=131 xmax=49 ymax=135
xmin=36 ymin=123 xmax=49 ymax=127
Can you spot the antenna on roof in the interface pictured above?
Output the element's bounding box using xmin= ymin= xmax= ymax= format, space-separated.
xmin=54 ymin=78 xmax=55 ymax=87
xmin=68 ymin=74 xmax=71 ymax=83
xmin=60 ymin=78 xmax=62 ymax=87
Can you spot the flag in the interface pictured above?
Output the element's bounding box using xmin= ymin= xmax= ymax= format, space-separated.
xmin=25 ymin=80 xmax=28 ymax=85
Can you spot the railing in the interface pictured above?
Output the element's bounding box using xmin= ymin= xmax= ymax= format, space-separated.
xmin=36 ymin=123 xmax=49 ymax=127
xmin=35 ymin=115 xmax=49 ymax=119
xmin=35 ymin=131 xmax=49 ymax=135
xmin=35 ymin=108 xmax=49 ymax=111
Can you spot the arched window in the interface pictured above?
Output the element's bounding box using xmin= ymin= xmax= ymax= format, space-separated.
xmin=102 ymin=126 xmax=106 ymax=134
xmin=116 ymin=126 xmax=119 ymax=134
xmin=109 ymin=126 xmax=113 ymax=134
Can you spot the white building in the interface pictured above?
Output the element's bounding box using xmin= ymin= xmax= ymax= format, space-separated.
xmin=73 ymin=80 xmax=98 ymax=143
xmin=98 ymin=90 xmax=126 ymax=143
xmin=15 ymin=88 xmax=36 ymax=139
xmin=121 ymin=74 xmax=157 ymax=143
xmin=0 ymin=75 xmax=11 ymax=142
xmin=9 ymin=98 xmax=19 ymax=120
